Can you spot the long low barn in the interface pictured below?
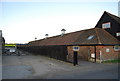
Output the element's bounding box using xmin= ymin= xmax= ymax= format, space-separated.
xmin=17 ymin=28 xmax=120 ymax=64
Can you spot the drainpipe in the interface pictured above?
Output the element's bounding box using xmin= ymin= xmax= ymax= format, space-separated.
xmin=100 ymin=50 xmax=102 ymax=63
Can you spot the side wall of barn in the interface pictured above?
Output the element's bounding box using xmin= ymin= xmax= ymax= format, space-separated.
xmin=96 ymin=46 xmax=119 ymax=62
xmin=67 ymin=46 xmax=119 ymax=63
xmin=17 ymin=45 xmax=68 ymax=62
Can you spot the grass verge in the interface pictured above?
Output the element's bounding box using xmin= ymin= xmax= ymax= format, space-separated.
xmin=102 ymin=59 xmax=120 ymax=63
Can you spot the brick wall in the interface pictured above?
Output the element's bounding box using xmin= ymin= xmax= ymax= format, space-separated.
xmin=67 ymin=45 xmax=119 ymax=63
xmin=67 ymin=46 xmax=90 ymax=63
xmin=96 ymin=46 xmax=119 ymax=61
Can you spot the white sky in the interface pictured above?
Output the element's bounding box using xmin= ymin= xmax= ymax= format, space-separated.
xmin=0 ymin=0 xmax=119 ymax=43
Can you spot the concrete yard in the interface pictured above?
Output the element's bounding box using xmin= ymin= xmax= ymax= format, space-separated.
xmin=2 ymin=53 xmax=119 ymax=79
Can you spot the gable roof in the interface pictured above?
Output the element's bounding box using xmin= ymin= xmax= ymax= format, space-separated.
xmin=104 ymin=11 xmax=120 ymax=24
xmin=28 ymin=28 xmax=120 ymax=46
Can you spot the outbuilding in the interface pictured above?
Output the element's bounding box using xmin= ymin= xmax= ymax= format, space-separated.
xmin=18 ymin=28 xmax=120 ymax=64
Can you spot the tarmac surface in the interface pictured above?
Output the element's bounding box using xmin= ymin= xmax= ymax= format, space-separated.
xmin=2 ymin=52 xmax=119 ymax=79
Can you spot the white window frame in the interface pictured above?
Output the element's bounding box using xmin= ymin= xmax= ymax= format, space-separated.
xmin=106 ymin=48 xmax=110 ymax=52
xmin=102 ymin=22 xmax=111 ymax=29
xmin=73 ymin=46 xmax=80 ymax=51
xmin=116 ymin=32 xmax=120 ymax=36
xmin=114 ymin=45 xmax=120 ymax=51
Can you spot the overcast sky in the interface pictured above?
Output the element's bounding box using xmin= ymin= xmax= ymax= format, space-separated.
xmin=0 ymin=0 xmax=119 ymax=43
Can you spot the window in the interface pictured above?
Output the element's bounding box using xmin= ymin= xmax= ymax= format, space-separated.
xmin=106 ymin=48 xmax=110 ymax=52
xmin=102 ymin=22 xmax=111 ymax=29
xmin=73 ymin=46 xmax=80 ymax=51
xmin=87 ymin=35 xmax=94 ymax=40
xmin=116 ymin=32 xmax=120 ymax=36
xmin=114 ymin=45 xmax=120 ymax=51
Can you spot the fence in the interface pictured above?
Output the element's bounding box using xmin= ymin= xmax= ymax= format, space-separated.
xmin=17 ymin=45 xmax=68 ymax=62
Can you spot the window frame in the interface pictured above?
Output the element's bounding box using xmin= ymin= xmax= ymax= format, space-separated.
xmin=114 ymin=45 xmax=120 ymax=51
xmin=102 ymin=22 xmax=111 ymax=29
xmin=87 ymin=35 xmax=94 ymax=40
xmin=116 ymin=32 xmax=120 ymax=37
xmin=73 ymin=46 xmax=80 ymax=51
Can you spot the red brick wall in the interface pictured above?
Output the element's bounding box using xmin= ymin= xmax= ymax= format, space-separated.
xmin=67 ymin=46 xmax=119 ymax=63
xmin=67 ymin=46 xmax=90 ymax=62
xmin=96 ymin=46 xmax=119 ymax=61
xmin=77 ymin=46 xmax=89 ymax=60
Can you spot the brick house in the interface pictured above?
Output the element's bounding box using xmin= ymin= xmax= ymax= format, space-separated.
xmin=18 ymin=28 xmax=120 ymax=63
xmin=95 ymin=11 xmax=120 ymax=41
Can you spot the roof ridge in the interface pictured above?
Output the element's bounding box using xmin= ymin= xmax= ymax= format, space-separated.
xmin=94 ymin=28 xmax=102 ymax=44
xmin=105 ymin=11 xmax=120 ymax=24
xmin=29 ymin=28 xmax=96 ymax=43
xmin=28 ymin=28 xmax=120 ymax=46
xmin=101 ymin=28 xmax=120 ymax=42
xmin=105 ymin=11 xmax=120 ymax=18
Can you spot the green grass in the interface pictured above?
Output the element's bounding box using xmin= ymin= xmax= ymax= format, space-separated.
xmin=102 ymin=59 xmax=120 ymax=63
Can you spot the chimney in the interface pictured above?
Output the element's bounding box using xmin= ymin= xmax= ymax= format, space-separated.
xmin=35 ymin=37 xmax=37 ymax=40
xmin=61 ymin=28 xmax=66 ymax=36
xmin=45 ymin=34 xmax=49 ymax=39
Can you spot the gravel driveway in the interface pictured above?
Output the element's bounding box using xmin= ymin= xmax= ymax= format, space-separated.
xmin=2 ymin=54 xmax=119 ymax=79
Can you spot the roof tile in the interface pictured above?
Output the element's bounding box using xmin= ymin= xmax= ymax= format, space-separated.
xmin=28 ymin=28 xmax=120 ymax=46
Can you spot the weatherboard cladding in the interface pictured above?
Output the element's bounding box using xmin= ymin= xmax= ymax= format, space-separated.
xmin=95 ymin=11 xmax=120 ymax=41
xmin=28 ymin=28 xmax=120 ymax=46
xmin=95 ymin=11 xmax=120 ymax=26
xmin=106 ymin=11 xmax=120 ymax=24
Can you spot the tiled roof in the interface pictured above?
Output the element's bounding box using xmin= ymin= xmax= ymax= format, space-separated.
xmin=28 ymin=28 xmax=120 ymax=46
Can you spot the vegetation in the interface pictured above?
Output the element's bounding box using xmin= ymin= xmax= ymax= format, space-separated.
xmin=102 ymin=59 xmax=120 ymax=63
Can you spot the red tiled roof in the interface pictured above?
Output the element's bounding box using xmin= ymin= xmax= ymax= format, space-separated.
xmin=28 ymin=28 xmax=120 ymax=46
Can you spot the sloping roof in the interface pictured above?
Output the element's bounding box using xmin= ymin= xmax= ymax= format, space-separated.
xmin=104 ymin=11 xmax=120 ymax=24
xmin=28 ymin=28 xmax=120 ymax=46
xmin=73 ymin=28 xmax=120 ymax=45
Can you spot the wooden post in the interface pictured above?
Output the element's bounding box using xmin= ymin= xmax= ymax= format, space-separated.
xmin=94 ymin=46 xmax=96 ymax=62
xmin=73 ymin=51 xmax=78 ymax=66
xmin=100 ymin=50 xmax=102 ymax=63
xmin=73 ymin=46 xmax=79 ymax=66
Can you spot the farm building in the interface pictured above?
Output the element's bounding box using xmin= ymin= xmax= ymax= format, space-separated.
xmin=17 ymin=28 xmax=120 ymax=64
xmin=95 ymin=11 xmax=120 ymax=41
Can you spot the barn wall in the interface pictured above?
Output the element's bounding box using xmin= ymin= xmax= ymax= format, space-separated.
xmin=17 ymin=45 xmax=68 ymax=62
xmin=89 ymin=46 xmax=119 ymax=62
xmin=67 ymin=46 xmax=90 ymax=63
xmin=67 ymin=46 xmax=119 ymax=63
xmin=95 ymin=13 xmax=120 ymax=41
xmin=18 ymin=45 xmax=119 ymax=63
xmin=96 ymin=46 xmax=119 ymax=61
